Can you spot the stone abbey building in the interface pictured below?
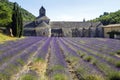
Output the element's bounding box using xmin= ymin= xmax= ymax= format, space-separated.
xmin=24 ymin=6 xmax=104 ymax=37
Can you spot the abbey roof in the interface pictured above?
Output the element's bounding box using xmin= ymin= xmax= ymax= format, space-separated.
xmin=50 ymin=21 xmax=102 ymax=29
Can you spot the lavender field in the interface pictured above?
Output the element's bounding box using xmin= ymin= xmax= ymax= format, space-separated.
xmin=0 ymin=37 xmax=120 ymax=80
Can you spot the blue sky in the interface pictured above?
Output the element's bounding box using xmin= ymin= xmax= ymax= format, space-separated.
xmin=9 ymin=0 xmax=120 ymax=21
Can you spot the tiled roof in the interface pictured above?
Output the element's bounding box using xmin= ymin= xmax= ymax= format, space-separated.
xmin=36 ymin=16 xmax=50 ymax=21
xmin=50 ymin=21 xmax=102 ymax=29
xmin=24 ymin=21 xmax=103 ymax=30
xmin=24 ymin=21 xmax=35 ymax=28
xmin=103 ymin=24 xmax=120 ymax=28
xmin=36 ymin=22 xmax=49 ymax=28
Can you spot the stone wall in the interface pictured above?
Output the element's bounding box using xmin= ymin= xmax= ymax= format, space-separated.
xmin=103 ymin=25 xmax=120 ymax=38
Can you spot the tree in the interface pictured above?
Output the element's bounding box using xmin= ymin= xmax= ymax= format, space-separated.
xmin=91 ymin=10 xmax=120 ymax=25
xmin=19 ymin=9 xmax=23 ymax=37
xmin=11 ymin=2 xmax=23 ymax=37
xmin=0 ymin=0 xmax=8 ymax=2
xmin=0 ymin=2 xmax=11 ymax=26
xmin=103 ymin=12 xmax=109 ymax=16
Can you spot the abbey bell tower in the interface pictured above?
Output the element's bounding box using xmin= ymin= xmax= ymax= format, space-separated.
xmin=39 ymin=6 xmax=46 ymax=17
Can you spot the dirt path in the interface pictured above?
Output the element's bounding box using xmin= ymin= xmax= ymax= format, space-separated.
xmin=66 ymin=60 xmax=79 ymax=80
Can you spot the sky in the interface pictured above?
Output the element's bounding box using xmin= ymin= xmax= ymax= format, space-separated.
xmin=9 ymin=0 xmax=120 ymax=21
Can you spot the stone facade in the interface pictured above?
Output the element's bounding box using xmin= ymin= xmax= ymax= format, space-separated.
xmin=103 ymin=24 xmax=120 ymax=39
xmin=24 ymin=6 xmax=104 ymax=37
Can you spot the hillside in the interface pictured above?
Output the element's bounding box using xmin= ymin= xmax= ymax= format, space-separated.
xmin=91 ymin=10 xmax=120 ymax=25
xmin=0 ymin=33 xmax=17 ymax=43
xmin=0 ymin=0 xmax=35 ymax=27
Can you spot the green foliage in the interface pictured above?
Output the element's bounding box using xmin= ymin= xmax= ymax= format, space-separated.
xmin=84 ymin=56 xmax=93 ymax=62
xmin=20 ymin=74 xmax=37 ymax=80
xmin=66 ymin=56 xmax=79 ymax=65
xmin=84 ymin=75 xmax=105 ymax=80
xmin=116 ymin=50 xmax=120 ymax=55
xmin=11 ymin=2 xmax=23 ymax=37
xmin=0 ymin=2 xmax=11 ymax=26
xmin=16 ymin=59 xmax=25 ymax=65
xmin=107 ymin=31 xmax=120 ymax=35
xmin=77 ymin=67 xmax=85 ymax=74
xmin=115 ymin=61 xmax=120 ymax=68
xmin=78 ymin=51 xmax=86 ymax=58
xmin=66 ymin=56 xmax=79 ymax=62
xmin=53 ymin=74 xmax=68 ymax=80
xmin=91 ymin=10 xmax=120 ymax=25
xmin=0 ymin=0 xmax=8 ymax=2
xmin=34 ymin=58 xmax=45 ymax=62
xmin=21 ymin=8 xmax=35 ymax=21
xmin=0 ymin=72 xmax=10 ymax=80
xmin=0 ymin=0 xmax=35 ymax=27
xmin=51 ymin=65 xmax=64 ymax=71
xmin=108 ymin=72 xmax=120 ymax=80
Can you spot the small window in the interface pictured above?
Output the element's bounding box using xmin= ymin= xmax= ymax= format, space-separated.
xmin=43 ymin=32 xmax=45 ymax=35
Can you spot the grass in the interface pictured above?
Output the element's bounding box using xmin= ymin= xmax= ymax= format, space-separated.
xmin=115 ymin=61 xmax=120 ymax=68
xmin=0 ymin=33 xmax=17 ymax=43
xmin=66 ymin=56 xmax=79 ymax=65
xmin=84 ymin=56 xmax=93 ymax=62
xmin=116 ymin=50 xmax=120 ymax=55
xmin=84 ymin=74 xmax=105 ymax=80
xmin=47 ymin=65 xmax=64 ymax=75
xmin=108 ymin=72 xmax=120 ymax=80
xmin=33 ymin=57 xmax=45 ymax=62
xmin=77 ymin=51 xmax=86 ymax=58
xmin=50 ymin=65 xmax=64 ymax=71
xmin=53 ymin=73 xmax=68 ymax=80
xmin=19 ymin=74 xmax=37 ymax=80
xmin=0 ymin=33 xmax=24 ymax=44
xmin=16 ymin=59 xmax=25 ymax=65
xmin=0 ymin=72 xmax=10 ymax=80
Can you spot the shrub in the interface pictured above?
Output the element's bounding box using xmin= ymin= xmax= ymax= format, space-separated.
xmin=0 ymin=73 xmax=10 ymax=80
xmin=80 ymin=53 xmax=85 ymax=58
xmin=115 ymin=61 xmax=120 ymax=68
xmin=77 ymin=51 xmax=86 ymax=58
xmin=116 ymin=51 xmax=120 ymax=55
xmin=51 ymin=65 xmax=64 ymax=71
xmin=84 ymin=56 xmax=93 ymax=62
xmin=84 ymin=74 xmax=105 ymax=80
xmin=108 ymin=72 xmax=120 ymax=80
xmin=53 ymin=74 xmax=68 ymax=80
xmin=16 ymin=59 xmax=24 ymax=65
xmin=20 ymin=74 xmax=37 ymax=80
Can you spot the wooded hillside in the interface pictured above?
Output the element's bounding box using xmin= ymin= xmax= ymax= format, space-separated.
xmin=91 ymin=10 xmax=120 ymax=25
xmin=0 ymin=0 xmax=35 ymax=27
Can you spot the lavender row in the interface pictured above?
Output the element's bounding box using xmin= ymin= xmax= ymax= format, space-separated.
xmin=61 ymin=38 xmax=119 ymax=77
xmin=0 ymin=37 xmax=45 ymax=80
xmin=47 ymin=38 xmax=72 ymax=80
xmin=17 ymin=37 xmax=49 ymax=80
xmin=57 ymin=38 xmax=103 ymax=79
xmin=0 ymin=38 xmax=31 ymax=52
xmin=0 ymin=37 xmax=44 ymax=67
xmin=34 ymin=37 xmax=51 ymax=60
xmin=71 ymin=38 xmax=120 ymax=53
xmin=64 ymin=38 xmax=120 ymax=67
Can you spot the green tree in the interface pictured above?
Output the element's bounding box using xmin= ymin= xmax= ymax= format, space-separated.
xmin=91 ymin=10 xmax=120 ymax=25
xmin=19 ymin=8 xmax=23 ymax=37
xmin=0 ymin=2 xmax=11 ymax=26
xmin=11 ymin=2 xmax=23 ymax=37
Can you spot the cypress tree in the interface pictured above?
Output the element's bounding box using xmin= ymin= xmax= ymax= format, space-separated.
xmin=11 ymin=2 xmax=23 ymax=37
xmin=19 ymin=8 xmax=23 ymax=37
